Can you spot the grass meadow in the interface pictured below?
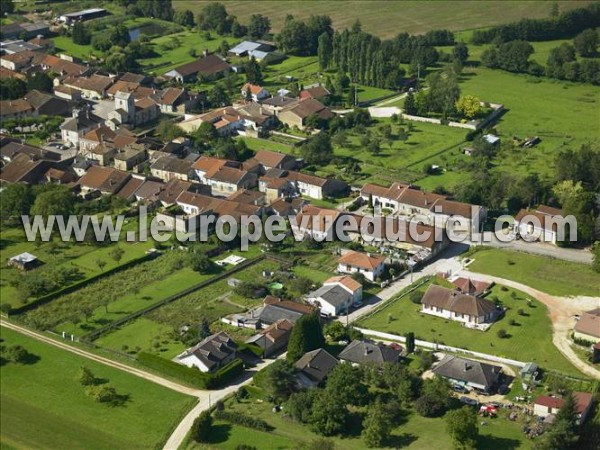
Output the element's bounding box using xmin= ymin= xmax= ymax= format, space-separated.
xmin=358 ymin=278 xmax=583 ymax=376
xmin=182 ymin=384 xmax=531 ymax=450
xmin=0 ymin=327 xmax=195 ymax=450
xmin=466 ymin=248 xmax=600 ymax=297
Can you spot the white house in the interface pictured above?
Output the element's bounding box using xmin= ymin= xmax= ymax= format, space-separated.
xmin=533 ymin=392 xmax=593 ymax=424
xmin=175 ymin=331 xmax=237 ymax=373
xmin=241 ymin=83 xmax=269 ymax=102
xmin=420 ymin=284 xmax=498 ymax=327
xmin=306 ymin=275 xmax=362 ymax=317
xmin=337 ymin=251 xmax=385 ymax=282
xmin=324 ymin=276 xmax=362 ymax=304
xmin=514 ymin=205 xmax=569 ymax=245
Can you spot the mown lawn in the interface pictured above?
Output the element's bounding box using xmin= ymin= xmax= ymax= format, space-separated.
xmin=183 ymin=385 xmax=531 ymax=450
xmin=0 ymin=327 xmax=195 ymax=450
xmin=467 ymin=248 xmax=600 ymax=297
xmin=358 ymin=278 xmax=583 ymax=376
xmin=139 ymin=30 xmax=237 ymax=74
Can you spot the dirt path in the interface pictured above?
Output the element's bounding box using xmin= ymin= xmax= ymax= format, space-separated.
xmin=0 ymin=319 xmax=201 ymax=396
xmin=1 ymin=319 xmax=280 ymax=449
xmin=458 ymin=270 xmax=600 ymax=380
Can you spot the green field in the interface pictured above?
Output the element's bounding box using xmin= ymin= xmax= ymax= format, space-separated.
xmin=466 ymin=248 xmax=600 ymax=297
xmin=175 ymin=1 xmax=584 ymax=40
xmin=459 ymin=68 xmax=599 ymax=175
xmin=139 ymin=30 xmax=237 ymax=74
xmin=184 ymin=385 xmax=531 ymax=450
xmin=0 ymin=327 xmax=194 ymax=450
xmin=358 ymin=278 xmax=583 ymax=376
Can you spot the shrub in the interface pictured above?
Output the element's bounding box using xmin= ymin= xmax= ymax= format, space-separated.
xmin=3 ymin=345 xmax=35 ymax=364
xmin=214 ymin=410 xmax=273 ymax=431
xmin=137 ymin=352 xmax=243 ymax=389
xmin=409 ymin=290 xmax=423 ymax=304
xmin=77 ymin=365 xmax=98 ymax=386
xmin=517 ymin=308 xmax=525 ymax=316
xmin=497 ymin=329 xmax=508 ymax=339
xmin=192 ymin=411 xmax=212 ymax=443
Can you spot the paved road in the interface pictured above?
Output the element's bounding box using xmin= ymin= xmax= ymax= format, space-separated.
xmin=469 ymin=232 xmax=593 ymax=265
xmin=457 ymin=270 xmax=600 ymax=380
xmin=339 ymin=244 xmax=467 ymax=324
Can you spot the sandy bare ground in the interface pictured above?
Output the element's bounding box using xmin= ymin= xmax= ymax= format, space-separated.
xmin=458 ymin=270 xmax=600 ymax=380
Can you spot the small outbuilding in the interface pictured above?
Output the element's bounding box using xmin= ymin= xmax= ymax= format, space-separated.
xmin=7 ymin=252 xmax=40 ymax=270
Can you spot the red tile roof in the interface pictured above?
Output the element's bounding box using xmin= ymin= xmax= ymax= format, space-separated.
xmin=338 ymin=250 xmax=385 ymax=270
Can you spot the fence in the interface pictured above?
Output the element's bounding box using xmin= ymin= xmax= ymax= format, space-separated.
xmin=82 ymin=255 xmax=266 ymax=342
xmin=355 ymin=327 xmax=527 ymax=368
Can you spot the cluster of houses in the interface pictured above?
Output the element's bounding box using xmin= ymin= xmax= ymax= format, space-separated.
xmin=178 ymin=82 xmax=333 ymax=135
xmin=361 ymin=181 xmax=487 ymax=231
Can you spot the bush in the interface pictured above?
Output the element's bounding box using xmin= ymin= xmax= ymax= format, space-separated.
xmin=497 ymin=329 xmax=508 ymax=339
xmin=409 ymin=290 xmax=423 ymax=304
xmin=517 ymin=308 xmax=525 ymax=316
xmin=214 ymin=410 xmax=273 ymax=431
xmin=137 ymin=352 xmax=244 ymax=389
xmin=192 ymin=411 xmax=212 ymax=442
xmin=2 ymin=345 xmax=34 ymax=364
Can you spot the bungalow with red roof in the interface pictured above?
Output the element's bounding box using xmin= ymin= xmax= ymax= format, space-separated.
xmin=533 ymin=392 xmax=593 ymax=424
xmin=337 ymin=250 xmax=385 ymax=282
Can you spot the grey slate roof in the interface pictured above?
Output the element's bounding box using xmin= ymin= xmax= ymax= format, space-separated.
xmin=177 ymin=331 xmax=237 ymax=371
xmin=432 ymin=355 xmax=502 ymax=390
xmin=307 ymin=284 xmax=352 ymax=308
xmin=254 ymin=304 xmax=305 ymax=325
xmin=294 ymin=348 xmax=338 ymax=383
xmin=338 ymin=340 xmax=401 ymax=365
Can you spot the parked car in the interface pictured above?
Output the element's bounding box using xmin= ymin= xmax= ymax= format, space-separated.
xmin=459 ymin=396 xmax=478 ymax=406
xmin=452 ymin=384 xmax=469 ymax=393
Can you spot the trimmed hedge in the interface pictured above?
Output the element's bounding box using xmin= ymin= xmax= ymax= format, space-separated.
xmin=136 ymin=352 xmax=244 ymax=389
xmin=214 ymin=410 xmax=273 ymax=432
xmin=10 ymin=253 xmax=156 ymax=316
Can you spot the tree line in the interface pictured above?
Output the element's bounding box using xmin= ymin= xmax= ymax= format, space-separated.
xmin=472 ymin=3 xmax=600 ymax=44
xmin=481 ymin=29 xmax=600 ymax=85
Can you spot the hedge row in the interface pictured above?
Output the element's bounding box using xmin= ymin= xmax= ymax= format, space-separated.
xmin=136 ymin=352 xmax=244 ymax=389
xmin=214 ymin=410 xmax=273 ymax=432
xmin=10 ymin=253 xmax=156 ymax=316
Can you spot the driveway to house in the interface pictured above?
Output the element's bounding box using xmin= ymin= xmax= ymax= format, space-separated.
xmin=469 ymin=232 xmax=593 ymax=265
xmin=162 ymin=356 xmax=283 ymax=450
xmin=455 ymin=270 xmax=600 ymax=380
xmin=339 ymin=243 xmax=468 ymax=324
